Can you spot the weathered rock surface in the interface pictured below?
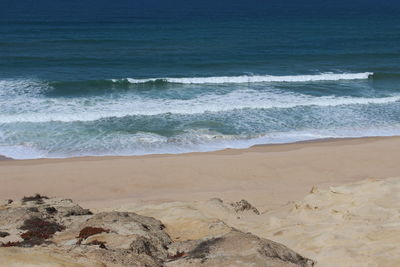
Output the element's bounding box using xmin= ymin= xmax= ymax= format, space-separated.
xmin=0 ymin=247 xmax=105 ymax=267
xmin=120 ymin=197 xmax=262 ymax=242
xmin=0 ymin=195 xmax=314 ymax=267
xmin=167 ymin=229 xmax=314 ymax=267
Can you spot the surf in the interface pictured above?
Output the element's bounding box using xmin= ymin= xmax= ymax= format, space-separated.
xmin=1 ymin=93 xmax=399 ymax=123
xmin=117 ymin=72 xmax=373 ymax=85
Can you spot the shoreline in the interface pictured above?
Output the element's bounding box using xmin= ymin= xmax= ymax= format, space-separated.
xmin=2 ymin=135 xmax=400 ymax=266
xmin=1 ymin=135 xmax=400 ymax=211
xmin=1 ymin=134 xmax=396 ymax=162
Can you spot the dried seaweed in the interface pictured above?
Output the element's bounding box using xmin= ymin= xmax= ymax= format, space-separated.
xmin=77 ymin=227 xmax=109 ymax=239
xmin=19 ymin=217 xmax=65 ymax=246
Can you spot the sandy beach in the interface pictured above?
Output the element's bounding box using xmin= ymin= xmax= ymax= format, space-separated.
xmin=2 ymin=136 xmax=400 ymax=266
xmin=1 ymin=136 xmax=400 ymax=210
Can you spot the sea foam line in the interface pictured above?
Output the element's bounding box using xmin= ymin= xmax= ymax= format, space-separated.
xmin=115 ymin=72 xmax=373 ymax=84
xmin=2 ymin=126 xmax=400 ymax=160
xmin=0 ymin=94 xmax=399 ymax=123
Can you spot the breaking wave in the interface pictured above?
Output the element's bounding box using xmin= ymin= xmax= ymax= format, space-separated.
xmin=116 ymin=72 xmax=373 ymax=84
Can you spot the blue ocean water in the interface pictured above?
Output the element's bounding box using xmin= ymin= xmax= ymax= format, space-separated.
xmin=0 ymin=0 xmax=400 ymax=158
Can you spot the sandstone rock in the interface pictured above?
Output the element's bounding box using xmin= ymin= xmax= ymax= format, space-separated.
xmin=0 ymin=195 xmax=93 ymax=245
xmin=125 ymin=198 xmax=261 ymax=242
xmin=0 ymin=247 xmax=105 ymax=267
xmin=0 ymin=195 xmax=314 ymax=267
xmin=124 ymin=201 xmax=232 ymax=242
xmin=167 ymin=229 xmax=314 ymax=267
xmin=49 ymin=210 xmax=172 ymax=266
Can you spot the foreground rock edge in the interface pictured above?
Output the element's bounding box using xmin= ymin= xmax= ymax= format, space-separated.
xmin=0 ymin=194 xmax=314 ymax=267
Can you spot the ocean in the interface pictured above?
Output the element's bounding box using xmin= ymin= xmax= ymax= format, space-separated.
xmin=1 ymin=0 xmax=400 ymax=159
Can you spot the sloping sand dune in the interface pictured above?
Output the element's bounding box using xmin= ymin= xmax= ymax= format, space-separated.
xmin=118 ymin=177 xmax=400 ymax=266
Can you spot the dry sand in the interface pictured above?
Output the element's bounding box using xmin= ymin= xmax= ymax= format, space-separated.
xmin=118 ymin=176 xmax=400 ymax=266
xmin=1 ymin=136 xmax=400 ymax=266
xmin=1 ymin=136 xmax=400 ymax=210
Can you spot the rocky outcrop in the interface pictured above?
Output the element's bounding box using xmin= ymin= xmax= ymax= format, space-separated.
xmin=167 ymin=229 xmax=314 ymax=267
xmin=0 ymin=195 xmax=314 ymax=266
xmin=122 ymin=197 xmax=263 ymax=242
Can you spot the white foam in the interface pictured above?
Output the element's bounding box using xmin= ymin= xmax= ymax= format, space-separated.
xmin=0 ymin=79 xmax=47 ymax=97
xmin=0 ymin=145 xmax=46 ymax=159
xmin=2 ymin=126 xmax=400 ymax=160
xmin=1 ymin=88 xmax=399 ymax=123
xmin=122 ymin=72 xmax=373 ymax=84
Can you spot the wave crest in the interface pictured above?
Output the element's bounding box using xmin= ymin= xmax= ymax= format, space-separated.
xmin=116 ymin=72 xmax=373 ymax=85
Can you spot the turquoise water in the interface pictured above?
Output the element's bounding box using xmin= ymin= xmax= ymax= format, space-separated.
xmin=1 ymin=1 xmax=400 ymax=158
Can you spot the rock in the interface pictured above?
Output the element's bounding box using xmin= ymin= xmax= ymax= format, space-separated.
xmin=0 ymin=247 xmax=105 ymax=267
xmin=167 ymin=229 xmax=314 ymax=267
xmin=0 ymin=199 xmax=13 ymax=209
xmin=0 ymin=231 xmax=9 ymax=238
xmin=124 ymin=201 xmax=232 ymax=242
xmin=55 ymin=211 xmax=172 ymax=266
xmin=0 ymin=195 xmax=314 ymax=267
xmin=0 ymin=195 xmax=93 ymax=245
xmin=229 ymin=199 xmax=260 ymax=215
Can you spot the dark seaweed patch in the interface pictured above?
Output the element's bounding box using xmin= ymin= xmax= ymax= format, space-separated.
xmin=19 ymin=217 xmax=65 ymax=246
xmin=0 ymin=241 xmax=21 ymax=247
xmin=77 ymin=227 xmax=109 ymax=240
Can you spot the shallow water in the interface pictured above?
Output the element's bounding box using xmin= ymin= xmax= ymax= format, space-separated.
xmin=1 ymin=1 xmax=400 ymax=158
